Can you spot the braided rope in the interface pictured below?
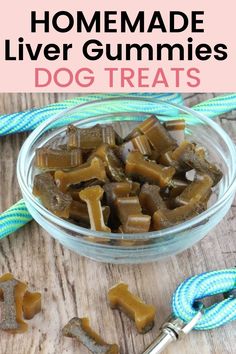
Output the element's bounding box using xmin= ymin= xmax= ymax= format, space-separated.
xmin=0 ymin=200 xmax=33 ymax=239
xmin=0 ymin=93 xmax=183 ymax=136
xmin=192 ymin=94 xmax=236 ymax=118
xmin=172 ymin=269 xmax=236 ymax=330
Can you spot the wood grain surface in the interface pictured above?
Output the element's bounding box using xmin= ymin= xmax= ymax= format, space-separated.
xmin=0 ymin=93 xmax=235 ymax=354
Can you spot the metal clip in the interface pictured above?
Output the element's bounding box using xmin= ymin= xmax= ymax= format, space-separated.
xmin=223 ymin=288 xmax=236 ymax=299
xmin=142 ymin=310 xmax=203 ymax=354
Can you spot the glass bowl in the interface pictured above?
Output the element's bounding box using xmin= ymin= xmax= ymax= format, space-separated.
xmin=17 ymin=97 xmax=236 ymax=264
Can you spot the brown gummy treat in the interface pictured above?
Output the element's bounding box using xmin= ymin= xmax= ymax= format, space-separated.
xmin=121 ymin=214 xmax=151 ymax=233
xmin=89 ymin=144 xmax=126 ymax=182
xmin=123 ymin=127 xmax=142 ymax=142
xmin=63 ymin=317 xmax=119 ymax=354
xmin=164 ymin=119 xmax=185 ymax=145
xmin=69 ymin=200 xmax=90 ymax=224
xmin=70 ymin=201 xmax=110 ymax=226
xmin=116 ymin=197 xmax=142 ymax=224
xmin=104 ymin=182 xmax=133 ymax=206
xmin=125 ymin=151 xmax=176 ymax=188
xmin=108 ymin=283 xmax=156 ymax=334
xmin=69 ymin=179 xmax=105 ymax=201
xmin=139 ymin=184 xmax=167 ymax=216
xmin=0 ymin=273 xmax=28 ymax=333
xmin=67 ymin=124 xmax=79 ymax=148
xmin=103 ymin=182 xmax=136 ymax=228
xmin=152 ymin=202 xmax=205 ymax=230
xmin=130 ymin=182 xmax=141 ymax=196
xmin=55 ymin=157 xmax=107 ymax=193
xmin=168 ymin=178 xmax=190 ymax=198
xmin=116 ymin=196 xmax=151 ymax=233
xmin=137 ymin=115 xmax=177 ymax=153
xmin=175 ymin=174 xmax=213 ymax=206
xmin=119 ymin=135 xmax=152 ymax=161
xmin=67 ymin=124 xmax=119 ymax=150
xmin=22 ymin=291 xmax=42 ymax=320
xmin=33 ymin=173 xmax=72 ymax=218
xmin=172 ymin=141 xmax=223 ymax=185
xmin=35 ymin=147 xmax=82 ymax=170
xmin=149 ymin=149 xmax=160 ymax=162
xmin=102 ymin=206 xmax=111 ymax=225
xmin=171 ymin=140 xmax=192 ymax=161
xmin=79 ymin=186 xmax=111 ymax=232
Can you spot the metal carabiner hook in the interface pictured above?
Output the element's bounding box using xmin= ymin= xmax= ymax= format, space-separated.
xmin=142 ymin=309 xmax=203 ymax=354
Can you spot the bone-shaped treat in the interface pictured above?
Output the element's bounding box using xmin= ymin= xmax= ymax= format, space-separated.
xmin=63 ymin=317 xmax=119 ymax=354
xmin=164 ymin=119 xmax=185 ymax=145
xmin=116 ymin=196 xmax=151 ymax=233
xmin=22 ymin=291 xmax=42 ymax=320
xmin=69 ymin=200 xmax=90 ymax=225
xmin=168 ymin=178 xmax=190 ymax=198
xmin=152 ymin=202 xmax=205 ymax=230
xmin=0 ymin=273 xmax=42 ymax=333
xmin=69 ymin=179 xmax=105 ymax=202
xmin=119 ymin=135 xmax=152 ymax=161
xmin=103 ymin=182 xmax=136 ymax=229
xmin=55 ymin=157 xmax=107 ymax=192
xmin=79 ymin=186 xmax=111 ymax=232
xmin=0 ymin=274 xmax=27 ymax=333
xmin=33 ymin=173 xmax=72 ymax=218
xmin=89 ymin=144 xmax=126 ymax=182
xmin=67 ymin=124 xmax=119 ymax=150
xmin=175 ymin=174 xmax=213 ymax=206
xmin=136 ymin=115 xmax=177 ymax=153
xmin=124 ymin=116 xmax=177 ymax=154
xmin=108 ymin=283 xmax=156 ymax=333
xmin=176 ymin=144 xmax=223 ymax=186
xmin=125 ymin=151 xmax=176 ymax=188
xmin=69 ymin=200 xmax=110 ymax=226
xmin=35 ymin=147 xmax=82 ymax=170
xmin=120 ymin=214 xmax=152 ymax=233
xmin=104 ymin=182 xmax=133 ymax=207
xmin=67 ymin=124 xmax=79 ymax=149
xmin=172 ymin=141 xmax=223 ymax=185
xmin=139 ymin=184 xmax=167 ymax=216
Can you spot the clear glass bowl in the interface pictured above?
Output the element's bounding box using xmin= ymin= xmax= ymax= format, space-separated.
xmin=17 ymin=97 xmax=236 ymax=264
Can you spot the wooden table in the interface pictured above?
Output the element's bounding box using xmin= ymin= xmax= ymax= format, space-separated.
xmin=0 ymin=93 xmax=235 ymax=354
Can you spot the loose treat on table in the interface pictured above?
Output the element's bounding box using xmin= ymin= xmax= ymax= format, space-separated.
xmin=33 ymin=115 xmax=223 ymax=233
xmin=63 ymin=317 xmax=119 ymax=354
xmin=0 ymin=273 xmax=42 ymax=333
xmin=108 ymin=282 xmax=156 ymax=334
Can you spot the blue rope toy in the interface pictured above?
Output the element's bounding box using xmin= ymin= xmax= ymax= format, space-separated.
xmin=172 ymin=268 xmax=236 ymax=330
xmin=143 ymin=268 xmax=236 ymax=353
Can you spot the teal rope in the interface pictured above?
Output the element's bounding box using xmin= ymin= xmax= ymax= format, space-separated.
xmin=172 ymin=269 xmax=236 ymax=330
xmin=0 ymin=93 xmax=236 ymax=240
xmin=192 ymin=94 xmax=236 ymax=118
xmin=0 ymin=93 xmax=183 ymax=136
xmin=0 ymin=200 xmax=33 ymax=239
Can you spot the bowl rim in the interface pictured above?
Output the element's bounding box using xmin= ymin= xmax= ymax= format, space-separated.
xmin=17 ymin=96 xmax=236 ymax=240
